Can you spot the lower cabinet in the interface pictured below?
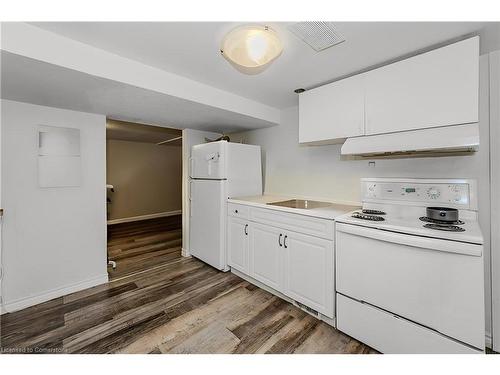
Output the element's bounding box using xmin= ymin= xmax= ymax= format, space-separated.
xmin=228 ymin=212 xmax=334 ymax=318
xmin=249 ymin=222 xmax=284 ymax=293
xmin=227 ymin=216 xmax=249 ymax=273
xmin=284 ymin=232 xmax=334 ymax=317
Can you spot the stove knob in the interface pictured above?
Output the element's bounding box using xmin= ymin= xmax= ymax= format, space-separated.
xmin=427 ymin=187 xmax=441 ymax=199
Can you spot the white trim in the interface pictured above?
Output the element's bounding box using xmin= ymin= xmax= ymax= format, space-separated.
xmin=2 ymin=274 xmax=108 ymax=313
xmin=181 ymin=248 xmax=191 ymax=258
xmin=486 ymin=334 xmax=493 ymax=349
xmin=107 ymin=210 xmax=181 ymax=225
xmin=490 ymin=50 xmax=500 ymax=353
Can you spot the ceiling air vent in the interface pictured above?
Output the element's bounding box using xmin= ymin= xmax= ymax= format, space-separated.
xmin=288 ymin=22 xmax=345 ymax=52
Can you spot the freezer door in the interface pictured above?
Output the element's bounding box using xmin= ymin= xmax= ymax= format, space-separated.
xmin=190 ymin=141 xmax=227 ymax=179
xmin=189 ymin=180 xmax=227 ymax=270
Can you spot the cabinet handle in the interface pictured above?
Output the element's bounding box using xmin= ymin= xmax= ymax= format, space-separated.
xmin=244 ymin=224 xmax=248 ymax=236
xmin=284 ymin=235 xmax=288 ymax=248
xmin=234 ymin=209 xmax=238 ymax=214
xmin=278 ymin=233 xmax=283 ymax=247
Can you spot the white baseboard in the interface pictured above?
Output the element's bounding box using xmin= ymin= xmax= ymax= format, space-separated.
xmin=107 ymin=210 xmax=181 ymax=225
xmin=2 ymin=274 xmax=109 ymax=313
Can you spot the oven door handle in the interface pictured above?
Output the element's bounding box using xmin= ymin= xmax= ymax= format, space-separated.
xmin=336 ymin=223 xmax=482 ymax=257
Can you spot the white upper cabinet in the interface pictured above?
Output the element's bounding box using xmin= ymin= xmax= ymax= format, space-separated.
xmin=299 ymin=74 xmax=365 ymax=144
xmin=298 ymin=37 xmax=479 ymax=144
xmin=364 ymin=36 xmax=479 ymax=135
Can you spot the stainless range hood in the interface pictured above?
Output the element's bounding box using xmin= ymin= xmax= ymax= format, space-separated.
xmin=341 ymin=123 xmax=480 ymax=157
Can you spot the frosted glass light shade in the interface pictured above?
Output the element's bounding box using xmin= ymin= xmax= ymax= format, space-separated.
xmin=220 ymin=25 xmax=283 ymax=75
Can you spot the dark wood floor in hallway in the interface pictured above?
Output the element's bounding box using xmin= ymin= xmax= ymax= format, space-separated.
xmin=1 ymin=217 xmax=376 ymax=354
xmin=107 ymin=216 xmax=182 ymax=280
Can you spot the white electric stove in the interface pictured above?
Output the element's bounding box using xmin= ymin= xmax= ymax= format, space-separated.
xmin=335 ymin=178 xmax=485 ymax=354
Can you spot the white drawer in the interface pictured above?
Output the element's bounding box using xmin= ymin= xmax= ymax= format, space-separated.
xmin=228 ymin=203 xmax=249 ymax=219
xmin=336 ymin=294 xmax=482 ymax=354
xmin=250 ymin=207 xmax=334 ymax=240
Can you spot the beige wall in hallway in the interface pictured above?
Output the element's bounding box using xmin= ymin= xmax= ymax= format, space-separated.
xmin=106 ymin=139 xmax=182 ymax=220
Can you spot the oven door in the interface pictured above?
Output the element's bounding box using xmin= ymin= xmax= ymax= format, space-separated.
xmin=335 ymin=222 xmax=485 ymax=349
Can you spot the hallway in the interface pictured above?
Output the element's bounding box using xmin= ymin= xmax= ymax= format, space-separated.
xmin=107 ymin=215 xmax=182 ymax=280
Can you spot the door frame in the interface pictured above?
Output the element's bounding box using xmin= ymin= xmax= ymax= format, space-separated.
xmin=490 ymin=50 xmax=500 ymax=352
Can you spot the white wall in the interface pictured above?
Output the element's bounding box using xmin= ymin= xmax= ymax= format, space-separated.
xmin=232 ymin=55 xmax=493 ymax=342
xmin=106 ymin=139 xmax=182 ymax=221
xmin=181 ymin=129 xmax=221 ymax=257
xmin=1 ymin=100 xmax=108 ymax=312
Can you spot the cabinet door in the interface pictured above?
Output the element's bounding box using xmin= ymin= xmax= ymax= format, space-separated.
xmin=227 ymin=217 xmax=249 ymax=273
xmin=283 ymin=231 xmax=334 ymax=317
xmin=365 ymin=36 xmax=479 ymax=135
xmin=249 ymin=222 xmax=283 ymax=292
xmin=299 ymin=74 xmax=365 ymax=144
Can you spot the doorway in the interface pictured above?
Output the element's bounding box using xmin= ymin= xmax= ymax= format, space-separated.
xmin=106 ymin=119 xmax=183 ymax=280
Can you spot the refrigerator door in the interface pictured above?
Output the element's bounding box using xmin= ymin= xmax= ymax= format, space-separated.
xmin=189 ymin=179 xmax=227 ymax=270
xmin=190 ymin=141 xmax=227 ymax=179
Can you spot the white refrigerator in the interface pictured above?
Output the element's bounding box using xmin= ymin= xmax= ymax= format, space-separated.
xmin=189 ymin=141 xmax=262 ymax=270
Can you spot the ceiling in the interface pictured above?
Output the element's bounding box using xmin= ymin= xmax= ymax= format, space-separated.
xmin=107 ymin=119 xmax=182 ymax=145
xmin=30 ymin=22 xmax=491 ymax=109
xmin=1 ymin=51 xmax=275 ymax=133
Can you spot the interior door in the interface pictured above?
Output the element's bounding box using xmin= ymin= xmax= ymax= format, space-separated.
xmin=227 ymin=216 xmax=248 ymax=273
xmin=189 ymin=179 xmax=226 ymax=270
xmin=249 ymin=222 xmax=283 ymax=292
xmin=283 ymin=231 xmax=334 ymax=317
xmin=364 ymin=37 xmax=479 ymax=135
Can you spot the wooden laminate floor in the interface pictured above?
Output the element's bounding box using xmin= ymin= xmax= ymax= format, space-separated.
xmin=0 ymin=217 xmax=377 ymax=354
xmin=107 ymin=216 xmax=182 ymax=280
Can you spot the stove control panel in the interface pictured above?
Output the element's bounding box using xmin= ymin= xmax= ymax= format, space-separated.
xmin=362 ymin=179 xmax=473 ymax=208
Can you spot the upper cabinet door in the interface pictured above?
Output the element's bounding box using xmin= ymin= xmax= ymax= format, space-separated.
xmin=365 ymin=37 xmax=479 ymax=135
xmin=299 ymin=74 xmax=365 ymax=144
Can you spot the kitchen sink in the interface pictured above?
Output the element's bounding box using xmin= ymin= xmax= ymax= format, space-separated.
xmin=266 ymin=199 xmax=332 ymax=209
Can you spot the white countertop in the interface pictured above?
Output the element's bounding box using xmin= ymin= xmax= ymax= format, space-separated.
xmin=228 ymin=195 xmax=360 ymax=220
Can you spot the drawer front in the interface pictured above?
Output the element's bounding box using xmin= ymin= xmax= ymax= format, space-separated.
xmin=250 ymin=207 xmax=334 ymax=240
xmin=337 ymin=294 xmax=482 ymax=354
xmin=335 ymin=223 xmax=484 ymax=349
xmin=228 ymin=203 xmax=250 ymax=219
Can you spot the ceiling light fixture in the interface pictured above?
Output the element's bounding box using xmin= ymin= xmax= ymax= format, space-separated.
xmin=220 ymin=25 xmax=283 ymax=75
